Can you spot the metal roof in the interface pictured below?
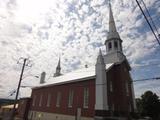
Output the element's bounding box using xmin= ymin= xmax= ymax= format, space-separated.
xmin=32 ymin=63 xmax=114 ymax=89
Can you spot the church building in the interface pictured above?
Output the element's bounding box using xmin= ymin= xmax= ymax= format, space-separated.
xmin=18 ymin=3 xmax=136 ymax=120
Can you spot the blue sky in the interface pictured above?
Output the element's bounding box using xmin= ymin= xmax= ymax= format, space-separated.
xmin=0 ymin=0 xmax=160 ymax=98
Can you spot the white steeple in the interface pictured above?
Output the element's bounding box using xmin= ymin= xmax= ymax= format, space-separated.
xmin=107 ymin=2 xmax=120 ymax=40
xmin=95 ymin=49 xmax=108 ymax=111
xmin=54 ymin=57 xmax=62 ymax=77
xmin=103 ymin=1 xmax=125 ymax=64
xmin=97 ymin=49 xmax=104 ymax=64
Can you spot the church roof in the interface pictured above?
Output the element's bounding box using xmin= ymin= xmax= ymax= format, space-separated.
xmin=32 ymin=63 xmax=114 ymax=89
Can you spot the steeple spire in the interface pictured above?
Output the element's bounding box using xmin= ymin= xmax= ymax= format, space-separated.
xmin=97 ymin=49 xmax=104 ymax=64
xmin=109 ymin=2 xmax=117 ymax=33
xmin=99 ymin=49 xmax=102 ymax=56
xmin=54 ymin=57 xmax=62 ymax=77
xmin=107 ymin=1 xmax=120 ymax=40
xmin=57 ymin=57 xmax=61 ymax=69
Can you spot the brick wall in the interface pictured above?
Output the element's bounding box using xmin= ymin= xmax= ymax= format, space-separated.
xmin=30 ymin=79 xmax=95 ymax=117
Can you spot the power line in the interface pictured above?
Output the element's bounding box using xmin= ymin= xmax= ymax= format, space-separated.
xmin=141 ymin=0 xmax=160 ymax=37
xmin=132 ymin=62 xmax=160 ymax=68
xmin=135 ymin=0 xmax=160 ymax=46
xmin=7 ymin=89 xmax=17 ymax=98
xmin=133 ymin=77 xmax=160 ymax=82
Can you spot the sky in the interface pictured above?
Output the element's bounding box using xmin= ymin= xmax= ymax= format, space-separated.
xmin=0 ymin=0 xmax=160 ymax=99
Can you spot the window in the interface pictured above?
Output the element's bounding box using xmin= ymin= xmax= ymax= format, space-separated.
xmin=34 ymin=112 xmax=37 ymax=118
xmin=126 ymin=82 xmax=129 ymax=96
xmin=124 ymin=67 xmax=127 ymax=72
xmin=39 ymin=94 xmax=43 ymax=107
xmin=30 ymin=112 xmax=33 ymax=119
xmin=83 ymin=87 xmax=89 ymax=108
xmin=108 ymin=42 xmax=112 ymax=50
xmin=111 ymin=104 xmax=115 ymax=111
xmin=47 ymin=93 xmax=51 ymax=107
xmin=120 ymin=43 xmax=122 ymax=51
xmin=110 ymin=104 xmax=114 ymax=116
xmin=56 ymin=92 xmax=61 ymax=107
xmin=32 ymin=95 xmax=36 ymax=106
xmin=129 ymin=104 xmax=132 ymax=112
xmin=21 ymin=100 xmax=24 ymax=105
xmin=68 ymin=90 xmax=74 ymax=107
xmin=110 ymin=81 xmax=113 ymax=92
xmin=114 ymin=41 xmax=118 ymax=49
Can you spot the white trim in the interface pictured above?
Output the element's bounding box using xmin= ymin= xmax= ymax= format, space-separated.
xmin=39 ymin=94 xmax=43 ymax=107
xmin=47 ymin=93 xmax=51 ymax=107
xmin=56 ymin=92 xmax=61 ymax=107
xmin=68 ymin=90 xmax=74 ymax=108
xmin=32 ymin=95 xmax=36 ymax=106
xmin=110 ymin=81 xmax=113 ymax=92
xmin=126 ymin=82 xmax=129 ymax=96
xmin=83 ymin=87 xmax=89 ymax=108
xmin=95 ymin=59 xmax=109 ymax=110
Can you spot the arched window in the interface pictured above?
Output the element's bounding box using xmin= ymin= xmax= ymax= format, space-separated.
xmin=68 ymin=90 xmax=74 ymax=107
xmin=114 ymin=41 xmax=118 ymax=49
xmin=83 ymin=87 xmax=89 ymax=108
xmin=126 ymin=82 xmax=129 ymax=96
xmin=110 ymin=81 xmax=113 ymax=92
xmin=108 ymin=42 xmax=112 ymax=50
xmin=39 ymin=94 xmax=43 ymax=107
xmin=56 ymin=92 xmax=61 ymax=107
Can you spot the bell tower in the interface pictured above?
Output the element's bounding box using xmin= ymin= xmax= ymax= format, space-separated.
xmin=103 ymin=2 xmax=125 ymax=64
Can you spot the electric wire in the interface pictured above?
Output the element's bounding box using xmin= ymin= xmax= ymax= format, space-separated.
xmin=135 ymin=0 xmax=160 ymax=46
xmin=141 ymin=0 xmax=160 ymax=37
xmin=132 ymin=62 xmax=160 ymax=68
xmin=133 ymin=77 xmax=160 ymax=82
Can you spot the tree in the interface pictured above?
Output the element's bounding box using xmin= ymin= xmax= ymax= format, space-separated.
xmin=136 ymin=98 xmax=143 ymax=114
xmin=136 ymin=91 xmax=160 ymax=120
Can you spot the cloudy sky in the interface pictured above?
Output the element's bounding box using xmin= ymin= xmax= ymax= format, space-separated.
xmin=0 ymin=0 xmax=160 ymax=99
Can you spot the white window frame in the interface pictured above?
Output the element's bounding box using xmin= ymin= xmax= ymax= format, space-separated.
xmin=32 ymin=95 xmax=36 ymax=106
xmin=126 ymin=82 xmax=129 ymax=96
xmin=47 ymin=93 xmax=51 ymax=107
xmin=129 ymin=104 xmax=132 ymax=112
xmin=39 ymin=94 xmax=43 ymax=107
xmin=83 ymin=87 xmax=89 ymax=108
xmin=56 ymin=92 xmax=61 ymax=107
xmin=110 ymin=81 xmax=113 ymax=92
xmin=68 ymin=90 xmax=74 ymax=108
xmin=112 ymin=104 xmax=115 ymax=111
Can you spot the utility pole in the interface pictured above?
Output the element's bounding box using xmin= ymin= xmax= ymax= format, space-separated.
xmin=10 ymin=58 xmax=30 ymax=120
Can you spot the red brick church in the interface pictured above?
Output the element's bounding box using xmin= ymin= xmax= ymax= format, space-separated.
xmin=18 ymin=3 xmax=136 ymax=120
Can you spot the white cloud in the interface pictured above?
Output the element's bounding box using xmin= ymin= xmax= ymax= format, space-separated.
xmin=0 ymin=0 xmax=159 ymax=98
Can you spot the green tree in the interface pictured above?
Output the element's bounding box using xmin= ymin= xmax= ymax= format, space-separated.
xmin=136 ymin=98 xmax=143 ymax=114
xmin=136 ymin=91 xmax=160 ymax=120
